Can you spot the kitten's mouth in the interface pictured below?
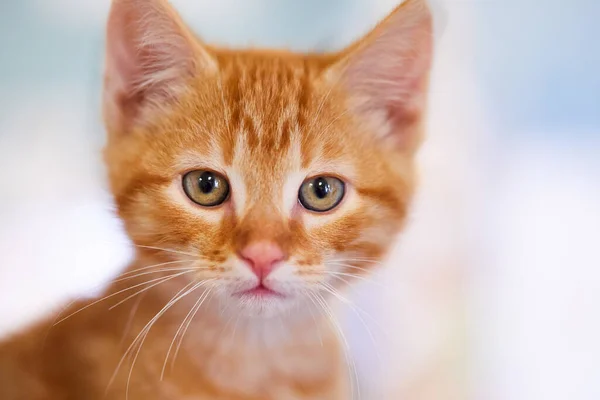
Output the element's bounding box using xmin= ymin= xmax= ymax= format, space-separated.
xmin=235 ymin=283 xmax=284 ymax=299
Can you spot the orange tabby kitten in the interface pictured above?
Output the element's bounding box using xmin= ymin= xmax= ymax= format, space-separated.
xmin=0 ymin=0 xmax=433 ymax=398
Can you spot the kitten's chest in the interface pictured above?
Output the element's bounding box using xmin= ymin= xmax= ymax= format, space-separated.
xmin=172 ymin=337 xmax=340 ymax=398
xmin=111 ymin=320 xmax=343 ymax=400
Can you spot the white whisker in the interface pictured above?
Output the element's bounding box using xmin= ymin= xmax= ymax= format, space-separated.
xmin=109 ymin=271 xmax=194 ymax=310
xmin=320 ymin=282 xmax=384 ymax=372
xmin=307 ymin=290 xmax=360 ymax=399
xmin=303 ymin=291 xmax=324 ymax=347
xmin=335 ymin=257 xmax=383 ymax=265
xmin=323 ymin=270 xmax=384 ymax=287
xmin=327 ymin=262 xmax=378 ymax=274
xmin=117 ymin=260 xmax=190 ymax=278
xmin=161 ymin=280 xmax=215 ymax=379
xmin=119 ymin=292 xmax=146 ymax=348
xmin=113 ymin=267 xmax=198 ymax=283
xmin=107 ymin=279 xmax=201 ymax=399
xmin=106 ymin=280 xmax=191 ymax=396
xmin=134 ymin=244 xmax=198 ymax=258
xmin=170 ymin=285 xmax=215 ymax=373
xmin=54 ymin=272 xmax=190 ymax=326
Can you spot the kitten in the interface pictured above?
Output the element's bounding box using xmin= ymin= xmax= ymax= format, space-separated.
xmin=0 ymin=0 xmax=433 ymax=398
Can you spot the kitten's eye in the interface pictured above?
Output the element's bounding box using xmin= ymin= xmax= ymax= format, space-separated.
xmin=298 ymin=176 xmax=345 ymax=212
xmin=182 ymin=170 xmax=230 ymax=207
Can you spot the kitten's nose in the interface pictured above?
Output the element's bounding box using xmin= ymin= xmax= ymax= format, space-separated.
xmin=239 ymin=241 xmax=285 ymax=280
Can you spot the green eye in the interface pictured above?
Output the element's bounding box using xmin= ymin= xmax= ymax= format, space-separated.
xmin=298 ymin=176 xmax=345 ymax=212
xmin=182 ymin=170 xmax=230 ymax=207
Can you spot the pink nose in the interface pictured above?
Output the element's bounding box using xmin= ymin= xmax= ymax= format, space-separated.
xmin=239 ymin=242 xmax=285 ymax=280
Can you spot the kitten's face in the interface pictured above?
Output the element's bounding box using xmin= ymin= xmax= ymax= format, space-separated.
xmin=103 ymin=0 xmax=432 ymax=319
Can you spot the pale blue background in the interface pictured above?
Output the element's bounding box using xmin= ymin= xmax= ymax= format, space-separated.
xmin=2 ymin=0 xmax=598 ymax=135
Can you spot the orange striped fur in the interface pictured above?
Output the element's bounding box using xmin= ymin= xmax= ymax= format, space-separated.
xmin=0 ymin=0 xmax=433 ymax=398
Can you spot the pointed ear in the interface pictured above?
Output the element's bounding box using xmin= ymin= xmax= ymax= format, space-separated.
xmin=103 ymin=0 xmax=217 ymax=134
xmin=326 ymin=0 xmax=433 ymax=153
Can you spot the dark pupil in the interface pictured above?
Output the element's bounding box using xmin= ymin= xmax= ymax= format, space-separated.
xmin=312 ymin=178 xmax=331 ymax=199
xmin=198 ymin=172 xmax=217 ymax=194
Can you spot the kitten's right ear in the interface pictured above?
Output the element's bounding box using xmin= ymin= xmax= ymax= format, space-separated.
xmin=324 ymin=0 xmax=433 ymax=154
xmin=103 ymin=0 xmax=217 ymax=135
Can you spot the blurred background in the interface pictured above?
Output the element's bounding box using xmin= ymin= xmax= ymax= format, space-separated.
xmin=1 ymin=0 xmax=598 ymax=399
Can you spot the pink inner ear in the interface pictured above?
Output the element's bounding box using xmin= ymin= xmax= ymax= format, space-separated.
xmin=105 ymin=30 xmax=145 ymax=125
xmin=103 ymin=0 xmax=204 ymax=133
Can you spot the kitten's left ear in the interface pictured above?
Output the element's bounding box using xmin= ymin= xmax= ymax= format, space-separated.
xmin=326 ymin=0 xmax=434 ymax=153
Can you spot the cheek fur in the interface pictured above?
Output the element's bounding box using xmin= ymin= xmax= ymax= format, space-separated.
xmin=296 ymin=190 xmax=408 ymax=276
xmin=118 ymin=179 xmax=236 ymax=260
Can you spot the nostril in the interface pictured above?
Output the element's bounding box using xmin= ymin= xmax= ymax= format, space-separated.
xmin=238 ymin=253 xmax=256 ymax=270
xmin=239 ymin=241 xmax=285 ymax=279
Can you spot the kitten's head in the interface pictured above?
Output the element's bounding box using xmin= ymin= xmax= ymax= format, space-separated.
xmin=103 ymin=0 xmax=433 ymax=319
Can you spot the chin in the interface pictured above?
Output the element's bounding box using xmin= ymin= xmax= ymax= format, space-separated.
xmin=216 ymin=286 xmax=307 ymax=320
xmin=233 ymin=295 xmax=299 ymax=319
